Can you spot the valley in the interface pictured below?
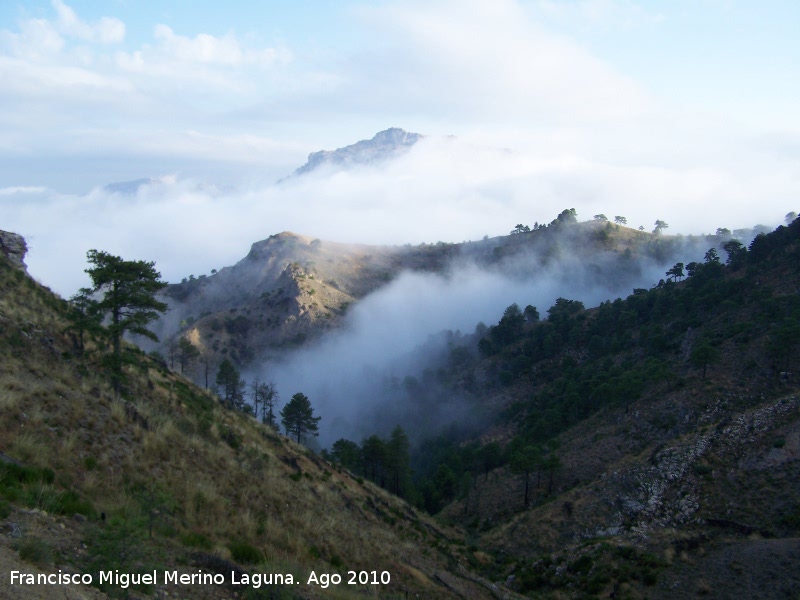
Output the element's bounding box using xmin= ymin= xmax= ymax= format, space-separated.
xmin=1 ymin=214 xmax=798 ymax=599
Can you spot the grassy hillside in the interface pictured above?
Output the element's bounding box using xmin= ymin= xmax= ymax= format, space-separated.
xmin=0 ymin=246 xmax=511 ymax=600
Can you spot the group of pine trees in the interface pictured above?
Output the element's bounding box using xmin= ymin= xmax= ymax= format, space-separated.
xmin=66 ymin=249 xmax=322 ymax=444
xmin=212 ymin=359 xmax=320 ymax=442
xmin=325 ymin=426 xmax=413 ymax=500
xmin=509 ymin=209 xmax=679 ymax=236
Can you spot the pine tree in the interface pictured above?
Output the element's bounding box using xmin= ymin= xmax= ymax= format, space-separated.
xmin=85 ymin=250 xmax=167 ymax=393
xmin=216 ymin=359 xmax=245 ymax=409
xmin=66 ymin=287 xmax=102 ymax=356
xmin=386 ymin=426 xmax=411 ymax=497
xmin=280 ymin=393 xmax=321 ymax=443
xmin=509 ymin=445 xmax=542 ymax=507
xmin=251 ymin=380 xmax=279 ymax=427
xmin=177 ymin=337 xmax=200 ymax=375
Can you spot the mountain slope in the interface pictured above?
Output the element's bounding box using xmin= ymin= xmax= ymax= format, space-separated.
xmin=155 ymin=230 xmax=458 ymax=366
xmin=0 ymin=232 xmax=512 ymax=600
xmin=404 ymin=219 xmax=800 ymax=598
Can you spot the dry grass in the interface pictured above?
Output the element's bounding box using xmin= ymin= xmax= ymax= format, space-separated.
xmin=60 ymin=430 xmax=80 ymax=454
xmin=109 ymin=398 xmax=126 ymax=424
xmin=0 ymin=257 xmax=487 ymax=599
xmin=10 ymin=432 xmax=50 ymax=466
xmin=0 ymin=386 xmax=22 ymax=410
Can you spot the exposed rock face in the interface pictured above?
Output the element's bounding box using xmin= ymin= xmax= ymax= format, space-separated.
xmin=0 ymin=229 xmax=27 ymax=272
xmin=285 ymin=127 xmax=423 ymax=179
xmin=153 ymin=231 xmax=426 ymax=368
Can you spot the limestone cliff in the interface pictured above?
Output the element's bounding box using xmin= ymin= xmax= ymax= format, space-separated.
xmin=0 ymin=229 xmax=27 ymax=272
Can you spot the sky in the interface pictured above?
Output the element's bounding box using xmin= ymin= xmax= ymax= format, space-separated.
xmin=1 ymin=0 xmax=799 ymax=295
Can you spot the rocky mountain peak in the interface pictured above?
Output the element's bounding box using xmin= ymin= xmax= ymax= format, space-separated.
xmin=284 ymin=127 xmax=423 ymax=180
xmin=0 ymin=229 xmax=27 ymax=272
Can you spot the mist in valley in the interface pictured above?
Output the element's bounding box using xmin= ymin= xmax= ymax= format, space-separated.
xmin=252 ymin=230 xmax=723 ymax=447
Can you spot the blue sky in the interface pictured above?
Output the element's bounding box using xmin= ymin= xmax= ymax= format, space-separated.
xmin=1 ymin=0 xmax=798 ymax=293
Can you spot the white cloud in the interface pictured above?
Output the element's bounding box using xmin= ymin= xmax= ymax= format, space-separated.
xmin=52 ymin=0 xmax=125 ymax=44
xmin=0 ymin=186 xmax=49 ymax=196
xmin=0 ymin=0 xmax=797 ymax=280
xmin=535 ymin=0 xmax=665 ymax=28
xmin=0 ymin=17 xmax=64 ymax=60
xmin=4 ymin=133 xmax=795 ymax=298
xmin=335 ymin=0 xmax=654 ymax=126
xmin=151 ymin=24 xmax=286 ymax=67
xmin=0 ymin=1 xmax=294 ymax=171
xmin=259 ymin=228 xmax=714 ymax=444
xmin=112 ymin=25 xmax=290 ymax=90
xmin=0 ymin=54 xmax=133 ymax=93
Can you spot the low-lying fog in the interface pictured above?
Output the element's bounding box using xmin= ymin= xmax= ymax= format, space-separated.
xmin=252 ymin=236 xmax=714 ymax=446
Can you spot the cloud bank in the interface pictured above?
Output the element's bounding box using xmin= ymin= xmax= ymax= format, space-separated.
xmin=2 ymin=134 xmax=794 ymax=297
xmin=0 ymin=1 xmax=796 ymax=298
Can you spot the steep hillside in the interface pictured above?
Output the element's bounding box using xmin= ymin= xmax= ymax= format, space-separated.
xmin=155 ymin=231 xmax=457 ymax=366
xmin=397 ymin=219 xmax=800 ymax=598
xmin=0 ymin=233 xmax=513 ymax=600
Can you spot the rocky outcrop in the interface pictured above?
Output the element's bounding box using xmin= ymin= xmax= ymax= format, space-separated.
xmin=284 ymin=127 xmax=423 ymax=179
xmin=0 ymin=229 xmax=27 ymax=272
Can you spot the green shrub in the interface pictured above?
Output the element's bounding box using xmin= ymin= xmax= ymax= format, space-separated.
xmin=569 ymin=554 xmax=593 ymax=576
xmin=54 ymin=490 xmax=96 ymax=517
xmin=0 ymin=463 xmax=55 ymax=486
xmin=26 ymin=487 xmax=95 ymax=518
xmin=642 ymin=568 xmax=658 ymax=585
xmin=17 ymin=537 xmax=53 ymax=567
xmin=181 ymin=531 xmax=213 ymax=550
xmin=693 ymin=464 xmax=712 ymax=476
xmin=229 ymin=541 xmax=263 ymax=564
xmin=221 ymin=428 xmax=241 ymax=450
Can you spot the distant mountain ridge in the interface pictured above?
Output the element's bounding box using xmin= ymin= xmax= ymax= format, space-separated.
xmin=103 ymin=178 xmax=154 ymax=194
xmin=282 ymin=127 xmax=423 ymax=180
xmin=154 ymin=220 xmax=730 ymax=372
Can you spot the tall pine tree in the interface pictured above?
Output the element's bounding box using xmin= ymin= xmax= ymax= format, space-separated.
xmin=280 ymin=393 xmax=321 ymax=443
xmin=85 ymin=250 xmax=167 ymax=393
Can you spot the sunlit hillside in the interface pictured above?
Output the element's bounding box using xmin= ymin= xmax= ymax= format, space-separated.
xmin=0 ymin=236 xmax=509 ymax=600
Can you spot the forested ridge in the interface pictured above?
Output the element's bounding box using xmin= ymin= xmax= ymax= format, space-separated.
xmin=327 ymin=217 xmax=800 ymax=522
